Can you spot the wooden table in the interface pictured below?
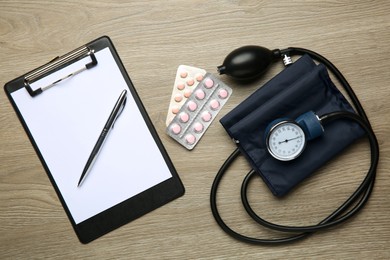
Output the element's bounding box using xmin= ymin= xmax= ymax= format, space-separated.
xmin=1 ymin=1 xmax=389 ymax=258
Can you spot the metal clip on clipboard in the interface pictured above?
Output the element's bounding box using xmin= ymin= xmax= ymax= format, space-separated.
xmin=24 ymin=46 xmax=98 ymax=97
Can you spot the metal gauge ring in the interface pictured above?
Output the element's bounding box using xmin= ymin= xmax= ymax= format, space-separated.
xmin=265 ymin=120 xmax=306 ymax=161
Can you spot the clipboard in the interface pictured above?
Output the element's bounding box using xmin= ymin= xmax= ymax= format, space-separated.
xmin=4 ymin=36 xmax=185 ymax=243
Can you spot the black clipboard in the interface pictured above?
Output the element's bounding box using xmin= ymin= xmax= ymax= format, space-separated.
xmin=4 ymin=36 xmax=184 ymax=244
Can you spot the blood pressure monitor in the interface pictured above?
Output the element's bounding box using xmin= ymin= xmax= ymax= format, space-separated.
xmin=211 ymin=45 xmax=379 ymax=245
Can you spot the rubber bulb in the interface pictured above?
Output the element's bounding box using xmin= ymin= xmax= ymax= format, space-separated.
xmin=217 ymin=46 xmax=280 ymax=81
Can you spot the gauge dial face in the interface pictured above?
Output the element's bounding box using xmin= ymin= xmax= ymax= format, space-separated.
xmin=266 ymin=121 xmax=306 ymax=161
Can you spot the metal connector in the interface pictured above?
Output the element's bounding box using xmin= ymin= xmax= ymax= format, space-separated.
xmin=282 ymin=54 xmax=293 ymax=66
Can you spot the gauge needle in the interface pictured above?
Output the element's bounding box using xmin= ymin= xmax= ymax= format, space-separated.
xmin=278 ymin=136 xmax=302 ymax=144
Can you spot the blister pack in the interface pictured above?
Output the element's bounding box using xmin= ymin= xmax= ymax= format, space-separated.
xmin=167 ymin=73 xmax=232 ymax=150
xmin=166 ymin=65 xmax=207 ymax=126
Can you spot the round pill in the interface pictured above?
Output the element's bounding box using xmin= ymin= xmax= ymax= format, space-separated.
xmin=171 ymin=124 xmax=181 ymax=135
xmin=187 ymin=100 xmax=198 ymax=111
xmin=201 ymin=111 xmax=212 ymax=122
xmin=185 ymin=134 xmax=196 ymax=145
xmin=171 ymin=105 xmax=180 ymax=114
xmin=210 ymin=99 xmax=220 ymax=110
xmin=174 ymin=94 xmax=183 ymax=102
xmin=176 ymin=83 xmax=185 ymax=90
xmin=179 ymin=112 xmax=189 ymax=123
xmin=186 ymin=78 xmax=195 ymax=86
xmin=180 ymin=71 xmax=188 ymax=78
xmin=204 ymin=78 xmax=214 ymax=88
xmin=196 ymin=74 xmax=204 ymax=82
xmin=193 ymin=122 xmax=204 ymax=133
xmin=218 ymin=89 xmax=229 ymax=99
xmin=195 ymin=89 xmax=206 ymax=100
xmin=184 ymin=89 xmax=192 ymax=98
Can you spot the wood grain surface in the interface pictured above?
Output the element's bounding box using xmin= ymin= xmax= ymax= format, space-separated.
xmin=1 ymin=0 xmax=389 ymax=259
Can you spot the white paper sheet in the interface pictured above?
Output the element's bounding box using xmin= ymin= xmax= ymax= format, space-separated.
xmin=11 ymin=47 xmax=172 ymax=224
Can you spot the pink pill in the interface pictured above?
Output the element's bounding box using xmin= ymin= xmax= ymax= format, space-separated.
xmin=196 ymin=74 xmax=204 ymax=82
xmin=186 ymin=78 xmax=195 ymax=86
xmin=177 ymin=83 xmax=185 ymax=90
xmin=185 ymin=134 xmax=196 ymax=145
xmin=174 ymin=94 xmax=183 ymax=102
xmin=171 ymin=105 xmax=179 ymax=114
xmin=218 ymin=89 xmax=229 ymax=99
xmin=171 ymin=124 xmax=181 ymax=135
xmin=180 ymin=71 xmax=188 ymax=78
xmin=187 ymin=100 xmax=198 ymax=111
xmin=204 ymin=78 xmax=214 ymax=88
xmin=201 ymin=111 xmax=212 ymax=122
xmin=210 ymin=99 xmax=220 ymax=110
xmin=179 ymin=112 xmax=189 ymax=123
xmin=195 ymin=89 xmax=206 ymax=100
xmin=193 ymin=122 xmax=204 ymax=133
xmin=184 ymin=89 xmax=192 ymax=98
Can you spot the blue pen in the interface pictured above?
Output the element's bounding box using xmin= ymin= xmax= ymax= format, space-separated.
xmin=78 ymin=89 xmax=127 ymax=187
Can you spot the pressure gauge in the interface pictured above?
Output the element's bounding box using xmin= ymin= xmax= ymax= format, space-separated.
xmin=264 ymin=111 xmax=325 ymax=161
xmin=265 ymin=120 xmax=306 ymax=161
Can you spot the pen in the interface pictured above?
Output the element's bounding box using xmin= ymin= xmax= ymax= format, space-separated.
xmin=78 ymin=89 xmax=128 ymax=187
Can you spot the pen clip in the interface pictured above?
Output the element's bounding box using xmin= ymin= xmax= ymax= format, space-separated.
xmin=112 ymin=95 xmax=127 ymax=129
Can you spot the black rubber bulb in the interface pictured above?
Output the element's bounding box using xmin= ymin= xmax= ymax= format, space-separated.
xmin=217 ymin=46 xmax=280 ymax=81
